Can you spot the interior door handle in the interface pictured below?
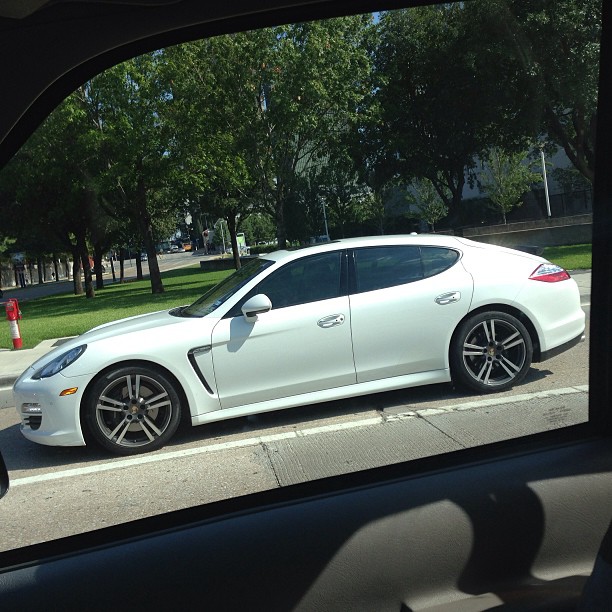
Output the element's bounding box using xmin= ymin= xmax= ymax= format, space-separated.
xmin=318 ymin=314 xmax=345 ymax=328
xmin=435 ymin=291 xmax=461 ymax=305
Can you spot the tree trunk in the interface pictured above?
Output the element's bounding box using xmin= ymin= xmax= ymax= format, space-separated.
xmin=93 ymin=243 xmax=105 ymax=290
xmin=71 ymin=247 xmax=84 ymax=295
xmin=77 ymin=233 xmax=95 ymax=298
xmin=119 ymin=248 xmax=126 ymax=283
xmin=135 ymin=166 xmax=164 ymax=294
xmin=226 ymin=213 xmax=241 ymax=270
xmin=545 ymin=104 xmax=594 ymax=183
xmin=110 ymin=253 xmax=117 ymax=283
xmin=37 ymin=257 xmax=44 ymax=284
xmin=135 ymin=253 xmax=143 ymax=280
xmin=143 ymin=233 xmax=163 ymax=293
xmin=275 ymin=194 xmax=287 ymax=250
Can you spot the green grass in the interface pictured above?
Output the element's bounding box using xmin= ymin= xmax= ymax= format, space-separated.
xmin=542 ymin=243 xmax=592 ymax=271
xmin=1 ymin=265 xmax=233 ymax=350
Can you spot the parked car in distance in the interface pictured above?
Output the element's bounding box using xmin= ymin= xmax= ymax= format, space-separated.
xmin=13 ymin=235 xmax=585 ymax=455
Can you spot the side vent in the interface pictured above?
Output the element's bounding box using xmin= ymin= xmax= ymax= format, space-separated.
xmin=187 ymin=347 xmax=214 ymax=394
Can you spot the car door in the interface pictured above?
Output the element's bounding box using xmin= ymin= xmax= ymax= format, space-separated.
xmin=211 ymin=251 xmax=356 ymax=410
xmin=349 ymin=245 xmax=474 ymax=383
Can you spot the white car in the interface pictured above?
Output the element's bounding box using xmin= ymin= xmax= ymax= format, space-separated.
xmin=13 ymin=235 xmax=585 ymax=455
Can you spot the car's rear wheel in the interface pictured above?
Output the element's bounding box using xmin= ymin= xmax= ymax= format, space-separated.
xmin=451 ymin=311 xmax=532 ymax=393
xmin=84 ymin=365 xmax=181 ymax=455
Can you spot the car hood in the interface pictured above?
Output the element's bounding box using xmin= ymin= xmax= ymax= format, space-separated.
xmin=29 ymin=308 xmax=204 ymax=371
xmin=83 ymin=308 xmax=184 ymax=340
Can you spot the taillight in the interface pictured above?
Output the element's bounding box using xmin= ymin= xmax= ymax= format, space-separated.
xmin=529 ymin=263 xmax=571 ymax=282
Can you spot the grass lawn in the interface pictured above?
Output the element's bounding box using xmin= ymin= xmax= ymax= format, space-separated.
xmin=542 ymin=243 xmax=592 ymax=271
xmin=0 ymin=265 xmax=232 ymax=350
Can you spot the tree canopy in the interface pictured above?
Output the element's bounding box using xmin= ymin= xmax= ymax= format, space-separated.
xmin=0 ymin=0 xmax=601 ymax=291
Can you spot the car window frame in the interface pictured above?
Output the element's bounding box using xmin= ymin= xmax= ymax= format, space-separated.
xmin=225 ymin=249 xmax=349 ymax=317
xmin=0 ymin=0 xmax=610 ymax=571
xmin=350 ymin=244 xmax=462 ymax=294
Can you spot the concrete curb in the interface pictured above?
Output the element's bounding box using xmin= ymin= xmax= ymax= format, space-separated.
xmin=0 ymin=338 xmax=73 ymax=409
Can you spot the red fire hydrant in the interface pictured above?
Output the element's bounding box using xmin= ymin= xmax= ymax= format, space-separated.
xmin=5 ymin=298 xmax=23 ymax=349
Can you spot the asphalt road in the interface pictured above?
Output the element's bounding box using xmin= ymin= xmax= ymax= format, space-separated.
xmin=0 ymin=266 xmax=592 ymax=551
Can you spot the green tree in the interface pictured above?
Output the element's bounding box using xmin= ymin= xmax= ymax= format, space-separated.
xmin=91 ymin=54 xmax=179 ymax=293
xmin=0 ymin=92 xmax=103 ymax=297
xmin=501 ymin=0 xmax=601 ymax=182
xmin=368 ymin=0 xmax=599 ymax=224
xmin=406 ymin=179 xmax=449 ymax=233
xmin=308 ymin=150 xmax=373 ymax=239
xmin=166 ymin=17 xmax=373 ymax=254
xmin=249 ymin=17 xmax=374 ymax=248
xmin=371 ymin=6 xmax=507 ymax=218
xmin=241 ymin=213 xmax=276 ymax=246
xmin=163 ymin=35 xmax=264 ymax=268
xmin=479 ymin=148 xmax=541 ymax=224
xmin=370 ymin=4 xmax=483 ymax=220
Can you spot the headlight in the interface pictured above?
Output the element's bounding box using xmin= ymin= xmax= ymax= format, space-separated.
xmin=32 ymin=345 xmax=87 ymax=379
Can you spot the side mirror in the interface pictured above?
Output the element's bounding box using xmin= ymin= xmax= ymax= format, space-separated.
xmin=241 ymin=294 xmax=272 ymax=322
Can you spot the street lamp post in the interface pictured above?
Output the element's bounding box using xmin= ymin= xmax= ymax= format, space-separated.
xmin=322 ymin=198 xmax=330 ymax=241
xmin=540 ymin=145 xmax=552 ymax=218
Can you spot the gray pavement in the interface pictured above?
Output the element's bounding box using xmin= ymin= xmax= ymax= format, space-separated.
xmin=0 ymin=269 xmax=592 ymax=410
xmin=0 ymin=339 xmax=70 ymax=408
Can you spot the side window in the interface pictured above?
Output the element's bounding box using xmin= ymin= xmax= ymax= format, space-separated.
xmin=422 ymin=247 xmax=459 ymax=278
xmin=354 ymin=246 xmax=423 ymax=293
xmin=252 ymin=251 xmax=343 ymax=310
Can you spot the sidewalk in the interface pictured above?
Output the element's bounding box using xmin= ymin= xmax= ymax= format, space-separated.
xmin=0 ymin=339 xmax=69 ymax=408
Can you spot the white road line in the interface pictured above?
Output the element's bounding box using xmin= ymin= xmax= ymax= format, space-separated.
xmin=9 ymin=385 xmax=589 ymax=487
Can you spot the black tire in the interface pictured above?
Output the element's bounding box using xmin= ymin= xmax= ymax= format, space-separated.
xmin=84 ymin=365 xmax=182 ymax=455
xmin=451 ymin=311 xmax=533 ymax=393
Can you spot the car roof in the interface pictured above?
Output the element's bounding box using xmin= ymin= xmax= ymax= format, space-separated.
xmin=262 ymin=233 xmax=467 ymax=263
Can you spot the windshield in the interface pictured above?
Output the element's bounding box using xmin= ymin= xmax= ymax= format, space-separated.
xmin=180 ymin=257 xmax=274 ymax=317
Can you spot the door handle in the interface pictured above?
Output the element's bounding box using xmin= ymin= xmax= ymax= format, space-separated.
xmin=435 ymin=291 xmax=461 ymax=305
xmin=318 ymin=314 xmax=345 ymax=328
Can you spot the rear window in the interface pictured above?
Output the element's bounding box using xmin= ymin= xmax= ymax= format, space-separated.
xmin=422 ymin=247 xmax=459 ymax=277
xmin=354 ymin=245 xmax=459 ymax=293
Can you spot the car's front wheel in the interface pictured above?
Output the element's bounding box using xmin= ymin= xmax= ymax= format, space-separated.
xmin=451 ymin=311 xmax=533 ymax=393
xmin=84 ymin=365 xmax=182 ymax=455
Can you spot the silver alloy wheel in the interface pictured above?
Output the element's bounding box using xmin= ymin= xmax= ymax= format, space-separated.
xmin=91 ymin=370 xmax=178 ymax=451
xmin=461 ymin=317 xmax=527 ymax=387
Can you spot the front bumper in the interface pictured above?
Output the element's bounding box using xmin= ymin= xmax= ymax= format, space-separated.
xmin=13 ymin=367 xmax=88 ymax=447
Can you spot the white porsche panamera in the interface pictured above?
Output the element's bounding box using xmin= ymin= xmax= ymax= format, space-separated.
xmin=13 ymin=235 xmax=585 ymax=455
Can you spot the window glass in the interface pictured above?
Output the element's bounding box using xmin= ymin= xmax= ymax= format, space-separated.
xmin=422 ymin=247 xmax=459 ymax=278
xmin=181 ymin=257 xmax=273 ymax=317
xmin=0 ymin=0 xmax=600 ymax=551
xmin=354 ymin=246 xmax=423 ymax=292
xmin=253 ymin=251 xmax=342 ymax=308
